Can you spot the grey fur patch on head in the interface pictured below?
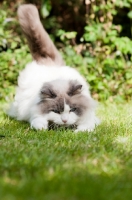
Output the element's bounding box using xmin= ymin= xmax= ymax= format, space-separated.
xmin=67 ymin=80 xmax=82 ymax=96
xmin=38 ymin=79 xmax=95 ymax=117
xmin=40 ymin=84 xmax=57 ymax=99
xmin=66 ymin=96 xmax=87 ymax=116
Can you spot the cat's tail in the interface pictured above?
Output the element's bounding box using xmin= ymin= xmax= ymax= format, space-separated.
xmin=17 ymin=4 xmax=64 ymax=65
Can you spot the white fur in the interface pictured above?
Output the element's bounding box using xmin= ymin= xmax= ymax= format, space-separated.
xmin=8 ymin=61 xmax=100 ymax=132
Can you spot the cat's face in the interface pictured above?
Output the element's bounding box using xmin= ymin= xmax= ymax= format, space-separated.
xmin=47 ymin=99 xmax=80 ymax=125
xmin=38 ymin=79 xmax=89 ymax=126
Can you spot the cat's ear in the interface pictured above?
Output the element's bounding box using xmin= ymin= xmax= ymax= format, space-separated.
xmin=40 ymin=87 xmax=57 ymax=99
xmin=68 ymin=84 xmax=82 ymax=96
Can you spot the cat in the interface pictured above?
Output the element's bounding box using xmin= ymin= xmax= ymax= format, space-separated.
xmin=8 ymin=4 xmax=100 ymax=132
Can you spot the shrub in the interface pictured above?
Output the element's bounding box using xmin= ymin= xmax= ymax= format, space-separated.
xmin=0 ymin=2 xmax=31 ymax=100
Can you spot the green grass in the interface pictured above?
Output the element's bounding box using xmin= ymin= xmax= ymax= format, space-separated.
xmin=0 ymin=102 xmax=132 ymax=200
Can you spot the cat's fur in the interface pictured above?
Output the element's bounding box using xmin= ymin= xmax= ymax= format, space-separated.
xmin=8 ymin=4 xmax=100 ymax=132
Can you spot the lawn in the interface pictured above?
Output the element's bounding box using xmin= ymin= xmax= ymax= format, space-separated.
xmin=0 ymin=102 xmax=132 ymax=200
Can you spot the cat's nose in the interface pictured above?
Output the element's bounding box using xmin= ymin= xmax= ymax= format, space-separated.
xmin=62 ymin=119 xmax=67 ymax=123
xmin=61 ymin=114 xmax=68 ymax=123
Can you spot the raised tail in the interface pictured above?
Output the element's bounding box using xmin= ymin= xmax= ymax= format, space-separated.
xmin=17 ymin=4 xmax=64 ymax=65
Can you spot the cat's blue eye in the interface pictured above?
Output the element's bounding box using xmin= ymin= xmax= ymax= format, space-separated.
xmin=52 ymin=110 xmax=60 ymax=114
xmin=70 ymin=108 xmax=76 ymax=112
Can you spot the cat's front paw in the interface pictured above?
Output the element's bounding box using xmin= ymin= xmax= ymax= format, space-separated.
xmin=75 ymin=126 xmax=94 ymax=133
xmin=75 ymin=116 xmax=100 ymax=133
xmin=30 ymin=118 xmax=48 ymax=130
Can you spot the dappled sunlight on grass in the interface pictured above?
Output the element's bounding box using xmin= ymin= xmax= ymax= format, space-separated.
xmin=116 ymin=136 xmax=129 ymax=144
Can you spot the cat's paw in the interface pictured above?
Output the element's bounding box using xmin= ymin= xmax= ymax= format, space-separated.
xmin=75 ymin=116 xmax=100 ymax=133
xmin=75 ymin=126 xmax=94 ymax=133
xmin=30 ymin=118 xmax=48 ymax=130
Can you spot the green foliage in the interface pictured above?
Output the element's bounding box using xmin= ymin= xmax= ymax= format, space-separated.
xmin=0 ymin=3 xmax=31 ymax=100
xmin=0 ymin=0 xmax=132 ymax=102
xmin=41 ymin=0 xmax=52 ymax=18
xmin=80 ymin=23 xmax=132 ymax=100
xmin=60 ymin=0 xmax=132 ymax=101
xmin=0 ymin=48 xmax=31 ymax=100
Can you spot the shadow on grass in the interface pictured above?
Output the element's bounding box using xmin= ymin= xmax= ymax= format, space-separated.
xmin=0 ymin=163 xmax=132 ymax=200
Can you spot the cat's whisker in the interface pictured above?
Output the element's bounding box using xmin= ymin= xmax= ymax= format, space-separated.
xmin=48 ymin=122 xmax=54 ymax=129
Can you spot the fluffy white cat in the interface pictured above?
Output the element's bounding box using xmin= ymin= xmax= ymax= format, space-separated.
xmin=8 ymin=4 xmax=100 ymax=132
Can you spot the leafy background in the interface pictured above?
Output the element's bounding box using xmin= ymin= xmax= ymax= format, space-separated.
xmin=0 ymin=0 xmax=132 ymax=102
